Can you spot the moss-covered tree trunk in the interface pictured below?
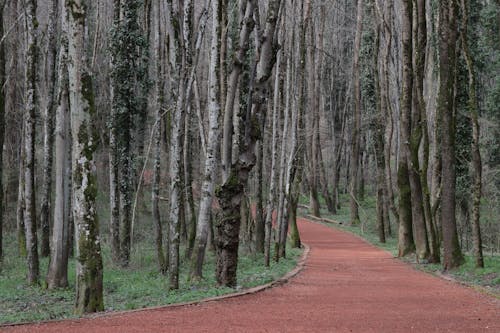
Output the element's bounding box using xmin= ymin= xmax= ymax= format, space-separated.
xmin=397 ymin=0 xmax=415 ymax=258
xmin=216 ymin=0 xmax=281 ymax=286
xmin=66 ymin=0 xmax=104 ymax=314
xmin=39 ymin=0 xmax=59 ymax=259
xmin=0 ymin=0 xmax=6 ymax=262
xmin=459 ymin=0 xmax=484 ymax=268
xmin=24 ymin=0 xmax=39 ymax=285
xmin=438 ymin=0 xmax=464 ymax=270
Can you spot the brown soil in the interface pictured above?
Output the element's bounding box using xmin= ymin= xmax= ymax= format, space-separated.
xmin=3 ymin=218 xmax=499 ymax=332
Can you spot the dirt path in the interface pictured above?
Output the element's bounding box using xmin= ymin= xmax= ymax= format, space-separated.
xmin=4 ymin=219 xmax=499 ymax=332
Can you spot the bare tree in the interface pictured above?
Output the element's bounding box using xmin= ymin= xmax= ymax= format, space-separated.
xmin=66 ymin=0 xmax=104 ymax=313
xmin=24 ymin=0 xmax=40 ymax=285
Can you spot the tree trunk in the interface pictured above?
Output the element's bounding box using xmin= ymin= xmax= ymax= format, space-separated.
xmin=16 ymin=129 xmax=26 ymax=258
xmin=0 ymin=1 xmax=5 ymax=262
xmin=459 ymin=0 xmax=483 ymax=268
xmin=47 ymin=41 xmax=71 ymax=288
xmin=438 ymin=0 xmax=464 ymax=270
xmin=24 ymin=0 xmax=40 ymax=285
xmin=215 ymin=0 xmax=281 ymax=286
xmin=350 ymin=0 xmax=363 ymax=226
xmin=109 ymin=0 xmax=121 ymax=264
xmin=254 ymin=139 xmax=265 ymax=253
xmin=264 ymin=45 xmax=281 ymax=266
xmin=66 ymin=0 xmax=104 ymax=313
xmin=398 ymin=0 xmax=415 ymax=258
xmin=409 ymin=0 xmax=430 ymax=262
xmin=40 ymin=0 xmax=59 ymax=258
xmin=373 ymin=14 xmax=386 ymax=243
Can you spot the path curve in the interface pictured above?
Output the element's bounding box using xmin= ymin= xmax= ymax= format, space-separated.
xmin=4 ymin=219 xmax=499 ymax=332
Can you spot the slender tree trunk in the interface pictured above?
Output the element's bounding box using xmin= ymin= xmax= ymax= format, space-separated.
xmin=254 ymin=138 xmax=265 ymax=253
xmin=264 ymin=44 xmax=281 ymax=266
xmin=24 ymin=0 xmax=40 ymax=285
xmin=190 ymin=0 xmax=222 ymax=281
xmin=409 ymin=0 xmax=430 ymax=261
xmin=459 ymin=0 xmax=483 ymax=268
xmin=169 ymin=0 xmax=193 ymax=290
xmin=398 ymin=0 xmax=415 ymax=258
xmin=40 ymin=0 xmax=59 ymax=258
xmin=438 ymin=0 xmax=464 ymax=270
xmin=109 ymin=0 xmax=121 ymax=264
xmin=373 ymin=14 xmax=386 ymax=243
xmin=66 ymin=0 xmax=104 ymax=313
xmin=0 ymin=1 xmax=5 ymax=262
xmin=47 ymin=39 xmax=71 ymax=288
xmin=17 ymin=129 xmax=26 ymax=258
xmin=350 ymin=0 xmax=363 ymax=226
xmin=184 ymin=105 xmax=197 ymax=259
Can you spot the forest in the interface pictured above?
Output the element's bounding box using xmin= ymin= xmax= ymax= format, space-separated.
xmin=0 ymin=0 xmax=498 ymax=323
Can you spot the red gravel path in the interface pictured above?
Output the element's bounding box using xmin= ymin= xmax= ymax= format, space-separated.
xmin=4 ymin=218 xmax=499 ymax=332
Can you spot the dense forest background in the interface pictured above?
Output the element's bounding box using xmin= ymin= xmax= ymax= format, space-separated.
xmin=0 ymin=0 xmax=498 ymax=316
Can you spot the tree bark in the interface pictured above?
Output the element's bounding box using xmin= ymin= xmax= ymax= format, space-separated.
xmin=66 ymin=0 xmax=104 ymax=313
xmin=0 ymin=1 xmax=5 ymax=262
xmin=40 ymin=0 xmax=59 ymax=258
xmin=24 ymin=0 xmax=40 ymax=285
xmin=459 ymin=0 xmax=483 ymax=268
xmin=438 ymin=0 xmax=464 ymax=270
xmin=108 ymin=0 xmax=121 ymax=265
xmin=47 ymin=37 xmax=71 ymax=288
xmin=398 ymin=0 xmax=415 ymax=257
xmin=215 ymin=0 xmax=281 ymax=286
xmin=409 ymin=0 xmax=430 ymax=261
xmin=350 ymin=0 xmax=363 ymax=226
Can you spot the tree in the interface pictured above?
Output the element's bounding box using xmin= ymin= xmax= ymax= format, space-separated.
xmin=24 ymin=0 xmax=40 ymax=285
xmin=349 ymin=0 xmax=363 ymax=226
xmin=397 ymin=0 xmax=415 ymax=257
xmin=66 ymin=0 xmax=104 ymax=313
xmin=47 ymin=9 xmax=71 ymax=289
xmin=215 ymin=0 xmax=281 ymax=286
xmin=39 ymin=0 xmax=60 ymax=258
xmin=438 ymin=0 xmax=464 ymax=270
xmin=459 ymin=0 xmax=484 ymax=268
xmin=190 ymin=0 xmax=222 ymax=280
xmin=0 ymin=0 xmax=6 ymax=263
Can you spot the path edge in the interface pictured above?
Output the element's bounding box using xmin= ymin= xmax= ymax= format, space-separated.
xmin=1 ymin=243 xmax=310 ymax=329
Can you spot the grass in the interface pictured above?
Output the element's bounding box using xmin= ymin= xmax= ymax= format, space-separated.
xmin=0 ymin=229 xmax=302 ymax=325
xmin=301 ymin=193 xmax=500 ymax=297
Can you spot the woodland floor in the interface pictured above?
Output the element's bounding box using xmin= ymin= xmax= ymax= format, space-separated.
xmin=3 ymin=218 xmax=500 ymax=333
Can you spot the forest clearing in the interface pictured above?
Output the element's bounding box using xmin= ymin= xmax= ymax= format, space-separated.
xmin=0 ymin=0 xmax=499 ymax=331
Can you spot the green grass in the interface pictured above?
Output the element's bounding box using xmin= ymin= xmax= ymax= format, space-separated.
xmin=301 ymin=193 xmax=499 ymax=296
xmin=0 ymin=230 xmax=302 ymax=325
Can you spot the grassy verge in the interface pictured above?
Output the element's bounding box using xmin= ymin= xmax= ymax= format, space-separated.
xmin=300 ymin=194 xmax=499 ymax=297
xmin=0 ymin=231 xmax=302 ymax=325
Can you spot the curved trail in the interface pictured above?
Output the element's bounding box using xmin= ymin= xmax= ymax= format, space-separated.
xmin=4 ymin=219 xmax=499 ymax=332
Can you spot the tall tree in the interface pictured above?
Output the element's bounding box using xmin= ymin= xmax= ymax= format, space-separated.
xmin=215 ymin=0 xmax=281 ymax=286
xmin=0 ymin=0 xmax=6 ymax=262
xmin=349 ymin=0 xmax=363 ymax=226
xmin=409 ymin=0 xmax=430 ymax=261
xmin=108 ymin=0 xmax=121 ymax=264
xmin=397 ymin=0 xmax=415 ymax=257
xmin=66 ymin=0 xmax=104 ymax=313
xmin=39 ymin=0 xmax=60 ymax=258
xmin=47 ymin=4 xmax=71 ymax=288
xmin=190 ymin=0 xmax=222 ymax=280
xmin=24 ymin=0 xmax=40 ymax=285
xmin=438 ymin=0 xmax=464 ymax=270
xmin=459 ymin=0 xmax=483 ymax=268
